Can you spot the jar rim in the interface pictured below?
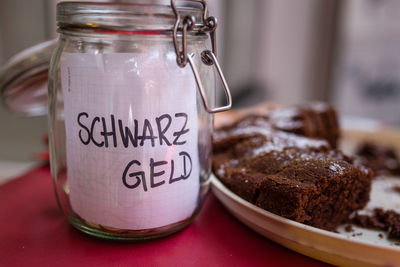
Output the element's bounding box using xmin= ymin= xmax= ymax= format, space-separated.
xmin=57 ymin=1 xmax=205 ymax=32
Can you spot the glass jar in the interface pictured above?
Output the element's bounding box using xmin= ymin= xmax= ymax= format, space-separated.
xmin=48 ymin=1 xmax=231 ymax=241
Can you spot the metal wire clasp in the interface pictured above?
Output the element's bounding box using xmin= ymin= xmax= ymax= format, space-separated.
xmin=171 ymin=0 xmax=217 ymax=67
xmin=171 ymin=0 xmax=231 ymax=113
xmin=188 ymin=51 xmax=232 ymax=113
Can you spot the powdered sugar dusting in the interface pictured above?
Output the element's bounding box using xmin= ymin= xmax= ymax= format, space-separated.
xmin=329 ymin=162 xmax=345 ymax=174
xmin=230 ymin=125 xmax=329 ymax=156
xmin=216 ymin=166 xmax=225 ymax=177
xmin=269 ymin=108 xmax=303 ymax=130
xmin=269 ymin=107 xmax=299 ymax=120
xmin=308 ymin=102 xmax=329 ymax=112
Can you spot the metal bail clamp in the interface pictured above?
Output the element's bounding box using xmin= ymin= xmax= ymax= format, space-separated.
xmin=171 ymin=0 xmax=232 ymax=114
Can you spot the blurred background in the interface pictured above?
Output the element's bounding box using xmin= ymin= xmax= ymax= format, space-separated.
xmin=0 ymin=0 xmax=400 ymax=176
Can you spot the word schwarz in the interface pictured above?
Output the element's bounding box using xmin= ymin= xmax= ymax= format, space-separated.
xmin=77 ymin=112 xmax=189 ymax=148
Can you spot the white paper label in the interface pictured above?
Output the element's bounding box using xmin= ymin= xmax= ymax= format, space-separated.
xmin=60 ymin=53 xmax=199 ymax=230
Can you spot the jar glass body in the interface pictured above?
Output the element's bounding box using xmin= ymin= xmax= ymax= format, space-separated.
xmin=48 ymin=3 xmax=215 ymax=241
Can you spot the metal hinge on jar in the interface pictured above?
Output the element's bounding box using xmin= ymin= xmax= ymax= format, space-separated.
xmin=170 ymin=0 xmax=232 ymax=114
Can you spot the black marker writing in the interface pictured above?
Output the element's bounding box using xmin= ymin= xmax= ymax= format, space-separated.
xmin=76 ymin=112 xmax=189 ymax=149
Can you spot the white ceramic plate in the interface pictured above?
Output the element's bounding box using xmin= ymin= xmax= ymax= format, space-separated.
xmin=211 ymin=128 xmax=400 ymax=266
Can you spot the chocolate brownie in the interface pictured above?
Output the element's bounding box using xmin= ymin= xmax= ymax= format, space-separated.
xmin=219 ymin=102 xmax=339 ymax=148
xmin=356 ymin=142 xmax=400 ymax=176
xmin=268 ymin=103 xmax=339 ymax=148
xmin=213 ymin=121 xmax=372 ymax=231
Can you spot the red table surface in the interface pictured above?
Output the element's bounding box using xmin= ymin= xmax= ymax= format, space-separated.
xmin=0 ymin=165 xmax=329 ymax=267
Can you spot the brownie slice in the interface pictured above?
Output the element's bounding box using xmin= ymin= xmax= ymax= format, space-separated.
xmin=213 ymin=124 xmax=373 ymax=231
xmin=356 ymin=142 xmax=400 ymax=176
xmin=218 ymin=102 xmax=339 ymax=148
xmin=268 ymin=103 xmax=339 ymax=148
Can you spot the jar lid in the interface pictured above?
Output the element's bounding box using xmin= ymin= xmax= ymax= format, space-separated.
xmin=0 ymin=39 xmax=57 ymax=116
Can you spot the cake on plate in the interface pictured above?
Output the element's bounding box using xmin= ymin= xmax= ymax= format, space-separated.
xmin=213 ymin=103 xmax=373 ymax=231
